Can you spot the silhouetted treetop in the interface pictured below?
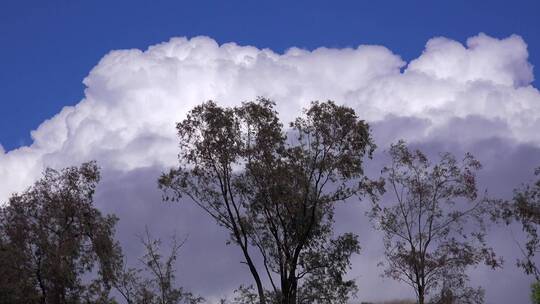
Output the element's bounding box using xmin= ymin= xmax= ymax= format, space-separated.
xmin=0 ymin=161 xmax=122 ymax=303
xmin=367 ymin=141 xmax=502 ymax=304
xmin=160 ymin=98 xmax=374 ymax=304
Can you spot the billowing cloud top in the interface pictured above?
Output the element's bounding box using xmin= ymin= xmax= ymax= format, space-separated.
xmin=1 ymin=33 xmax=538 ymax=202
xmin=1 ymin=33 xmax=540 ymax=303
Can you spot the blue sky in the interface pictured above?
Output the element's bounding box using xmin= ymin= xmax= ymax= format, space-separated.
xmin=1 ymin=0 xmax=539 ymax=151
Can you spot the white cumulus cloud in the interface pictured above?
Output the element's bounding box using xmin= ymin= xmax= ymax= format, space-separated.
xmin=1 ymin=33 xmax=539 ymax=201
xmin=1 ymin=33 xmax=540 ymax=303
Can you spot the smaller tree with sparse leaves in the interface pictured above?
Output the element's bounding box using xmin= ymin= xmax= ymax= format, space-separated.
xmin=366 ymin=141 xmax=502 ymax=304
xmin=504 ymin=168 xmax=540 ymax=280
xmin=114 ymin=229 xmax=202 ymax=304
xmin=499 ymin=167 xmax=540 ymax=303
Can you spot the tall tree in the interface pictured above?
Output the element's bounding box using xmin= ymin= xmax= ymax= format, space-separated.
xmin=367 ymin=141 xmax=501 ymax=304
xmin=0 ymin=162 xmax=122 ymax=304
xmin=159 ymin=98 xmax=374 ymax=304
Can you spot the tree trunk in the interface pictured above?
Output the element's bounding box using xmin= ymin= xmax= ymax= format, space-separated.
xmin=418 ymin=286 xmax=425 ymax=304
xmin=289 ymin=277 xmax=297 ymax=304
xmin=281 ymin=276 xmax=289 ymax=304
xmin=240 ymin=245 xmax=266 ymax=304
xmin=280 ymin=276 xmax=297 ymax=304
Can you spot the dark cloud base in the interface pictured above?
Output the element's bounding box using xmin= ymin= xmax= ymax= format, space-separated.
xmin=93 ymin=128 xmax=540 ymax=303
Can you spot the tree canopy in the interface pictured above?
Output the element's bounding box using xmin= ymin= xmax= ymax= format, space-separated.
xmin=160 ymin=98 xmax=375 ymax=304
xmin=367 ymin=141 xmax=502 ymax=304
xmin=1 ymin=98 xmax=532 ymax=304
xmin=506 ymin=168 xmax=540 ymax=280
xmin=0 ymin=162 xmax=122 ymax=303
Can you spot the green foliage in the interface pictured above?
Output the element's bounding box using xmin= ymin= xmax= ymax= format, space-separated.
xmin=532 ymin=281 xmax=540 ymax=304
